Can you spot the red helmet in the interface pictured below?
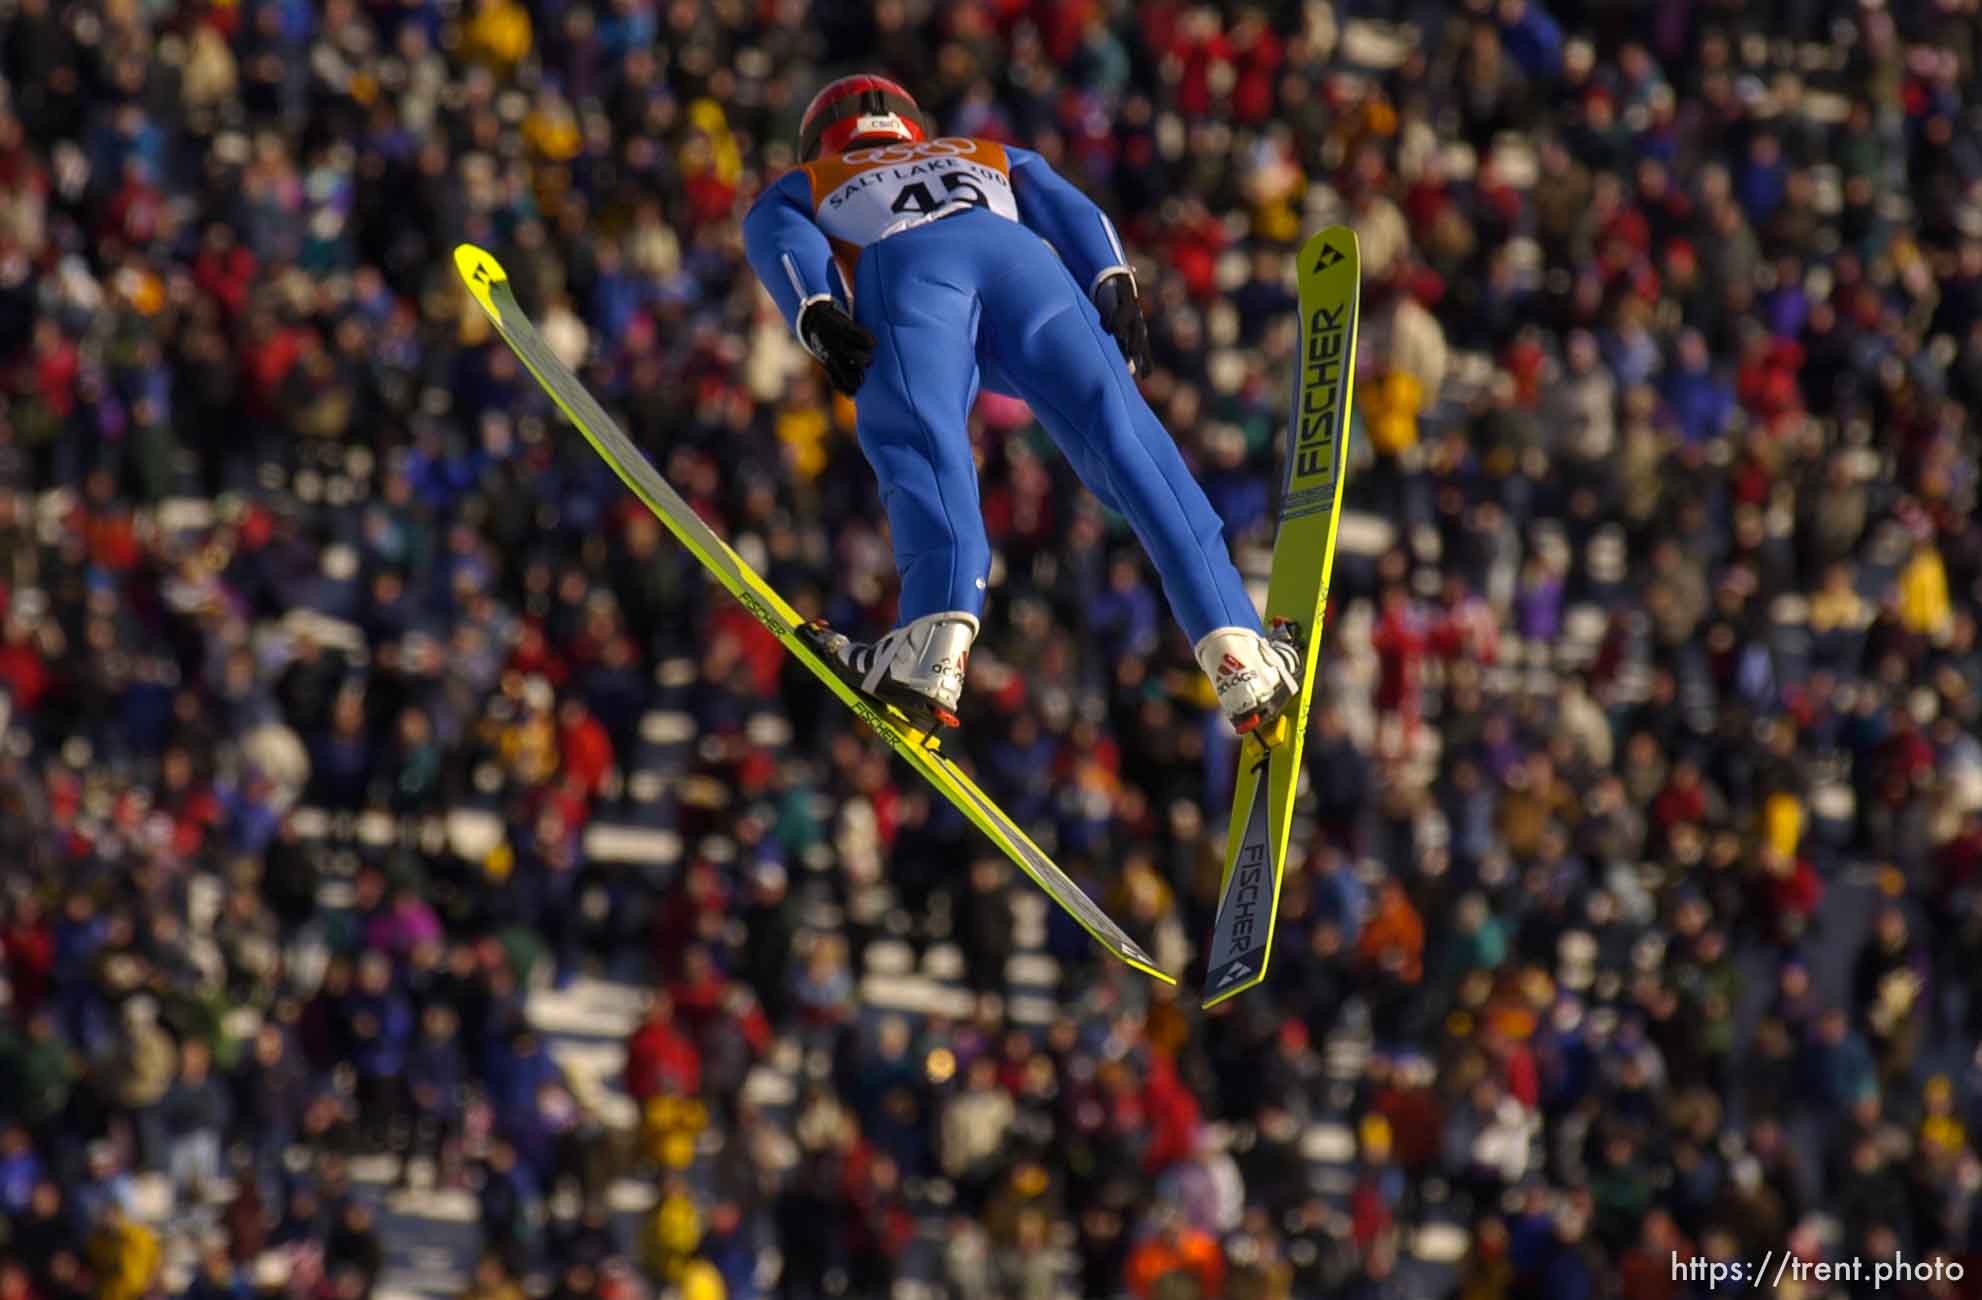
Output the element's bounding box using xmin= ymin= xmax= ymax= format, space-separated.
xmin=798 ymin=74 xmax=927 ymax=162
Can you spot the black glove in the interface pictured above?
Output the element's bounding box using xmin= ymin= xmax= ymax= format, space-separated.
xmin=1094 ymin=271 xmax=1153 ymax=378
xmin=799 ymin=300 xmax=876 ymax=397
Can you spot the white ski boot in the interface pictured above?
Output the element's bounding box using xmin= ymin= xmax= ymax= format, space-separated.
xmin=802 ymin=610 xmax=979 ymax=731
xmin=1195 ymin=620 xmax=1304 ymax=738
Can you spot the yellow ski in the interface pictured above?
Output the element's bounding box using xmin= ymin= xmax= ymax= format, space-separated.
xmin=1202 ymin=227 xmax=1360 ymax=1007
xmin=453 ymin=245 xmax=1171 ymax=984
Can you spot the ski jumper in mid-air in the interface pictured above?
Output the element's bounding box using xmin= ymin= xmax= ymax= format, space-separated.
xmin=744 ymin=74 xmax=1301 ymax=736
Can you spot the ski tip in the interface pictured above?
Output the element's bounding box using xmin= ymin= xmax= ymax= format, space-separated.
xmin=1299 ymin=225 xmax=1360 ymax=281
xmin=453 ymin=244 xmax=509 ymax=320
xmin=1307 ymin=223 xmax=1360 ymax=252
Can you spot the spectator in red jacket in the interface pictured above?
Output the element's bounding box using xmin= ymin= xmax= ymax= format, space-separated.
xmin=1140 ymin=1054 xmax=1204 ymax=1175
xmin=556 ymin=698 xmax=614 ymax=797
xmin=624 ymin=993 xmax=701 ymax=1103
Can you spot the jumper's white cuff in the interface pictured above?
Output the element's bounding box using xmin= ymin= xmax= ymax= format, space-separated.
xmin=794 ymin=292 xmax=833 ymax=357
xmin=1090 ymin=265 xmax=1135 ymax=300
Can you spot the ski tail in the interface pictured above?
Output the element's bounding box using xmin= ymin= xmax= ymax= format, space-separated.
xmin=1201 ymin=226 xmax=1360 ymax=1008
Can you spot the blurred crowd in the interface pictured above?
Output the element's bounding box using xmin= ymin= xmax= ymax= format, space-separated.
xmin=4 ymin=0 xmax=1982 ymax=1298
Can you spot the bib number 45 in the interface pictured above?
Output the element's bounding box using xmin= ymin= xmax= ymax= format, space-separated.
xmin=891 ymin=172 xmax=990 ymax=215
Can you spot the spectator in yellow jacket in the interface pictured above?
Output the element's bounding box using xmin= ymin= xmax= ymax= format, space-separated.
xmin=461 ymin=0 xmax=531 ymax=76
xmin=1899 ymin=541 xmax=1951 ymax=639
xmin=86 ymin=1207 xmax=160 ymax=1300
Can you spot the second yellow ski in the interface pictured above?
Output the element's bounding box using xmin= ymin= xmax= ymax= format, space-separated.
xmin=1202 ymin=226 xmax=1360 ymax=1007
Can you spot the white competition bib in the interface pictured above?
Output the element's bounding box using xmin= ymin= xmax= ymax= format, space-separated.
xmin=804 ymin=138 xmax=1022 ymax=249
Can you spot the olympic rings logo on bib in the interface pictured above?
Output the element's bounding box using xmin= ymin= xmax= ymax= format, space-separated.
xmin=843 ymin=138 xmax=976 ymax=165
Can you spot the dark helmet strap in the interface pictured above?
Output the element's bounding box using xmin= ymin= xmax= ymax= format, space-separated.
xmin=800 ymin=89 xmax=926 ymax=160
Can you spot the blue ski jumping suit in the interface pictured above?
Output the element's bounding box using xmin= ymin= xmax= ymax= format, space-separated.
xmin=743 ymin=136 xmax=1258 ymax=646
